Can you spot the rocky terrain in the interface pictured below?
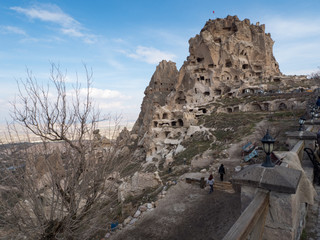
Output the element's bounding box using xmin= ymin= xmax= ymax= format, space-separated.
xmin=1 ymin=15 xmax=318 ymax=239
xmin=98 ymin=15 xmax=317 ymax=239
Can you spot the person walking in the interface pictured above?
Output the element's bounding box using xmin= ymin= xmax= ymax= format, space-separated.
xmin=219 ymin=164 xmax=226 ymax=181
xmin=207 ymin=174 xmax=214 ymax=194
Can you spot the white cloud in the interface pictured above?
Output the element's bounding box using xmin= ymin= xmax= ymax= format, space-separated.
xmin=0 ymin=25 xmax=27 ymax=35
xmin=86 ymin=88 xmax=131 ymax=100
xmin=10 ymin=4 xmax=96 ymax=43
xmin=126 ymin=46 xmax=176 ymax=64
xmin=261 ymin=16 xmax=320 ymax=75
xmin=265 ymin=17 xmax=320 ymax=40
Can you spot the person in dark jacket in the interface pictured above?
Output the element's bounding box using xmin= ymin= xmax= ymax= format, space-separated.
xmin=316 ymin=96 xmax=320 ymax=108
xmin=218 ymin=164 xmax=225 ymax=181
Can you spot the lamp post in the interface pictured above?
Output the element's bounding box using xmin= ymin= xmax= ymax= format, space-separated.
xmin=261 ymin=130 xmax=275 ymax=167
xmin=298 ymin=117 xmax=306 ymax=131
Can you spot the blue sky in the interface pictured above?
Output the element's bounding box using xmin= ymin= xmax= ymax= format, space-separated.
xmin=0 ymin=0 xmax=320 ymax=125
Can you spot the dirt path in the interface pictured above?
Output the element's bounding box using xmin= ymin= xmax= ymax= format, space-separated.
xmin=110 ymin=182 xmax=240 ymax=240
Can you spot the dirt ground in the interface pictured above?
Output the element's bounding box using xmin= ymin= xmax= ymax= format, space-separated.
xmin=110 ymin=181 xmax=240 ymax=240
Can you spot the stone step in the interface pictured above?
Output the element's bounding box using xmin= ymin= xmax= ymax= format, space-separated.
xmin=214 ymin=181 xmax=235 ymax=193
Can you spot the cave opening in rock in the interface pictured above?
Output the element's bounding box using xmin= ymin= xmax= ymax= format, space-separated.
xmin=178 ymin=119 xmax=184 ymax=127
xmin=163 ymin=113 xmax=168 ymax=119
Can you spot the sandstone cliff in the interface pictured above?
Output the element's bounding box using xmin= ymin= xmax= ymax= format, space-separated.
xmin=128 ymin=15 xmax=309 ymax=172
xmin=132 ymin=60 xmax=179 ymax=137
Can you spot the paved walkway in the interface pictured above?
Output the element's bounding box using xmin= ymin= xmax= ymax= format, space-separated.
xmin=304 ymin=184 xmax=320 ymax=240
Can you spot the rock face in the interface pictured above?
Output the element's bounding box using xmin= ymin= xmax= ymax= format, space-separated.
xmin=129 ymin=15 xmax=299 ymax=169
xmin=132 ymin=60 xmax=179 ymax=138
xmin=118 ymin=15 xmax=310 ymax=203
xmin=176 ymin=15 xmax=280 ymax=105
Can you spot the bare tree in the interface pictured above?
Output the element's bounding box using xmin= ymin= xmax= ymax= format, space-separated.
xmin=310 ymin=67 xmax=320 ymax=81
xmin=0 ymin=64 xmax=124 ymax=239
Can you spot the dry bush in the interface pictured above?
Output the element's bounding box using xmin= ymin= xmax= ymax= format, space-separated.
xmin=0 ymin=64 xmax=125 ymax=240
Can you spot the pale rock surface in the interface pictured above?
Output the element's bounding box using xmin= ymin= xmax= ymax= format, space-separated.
xmin=118 ymin=172 xmax=161 ymax=202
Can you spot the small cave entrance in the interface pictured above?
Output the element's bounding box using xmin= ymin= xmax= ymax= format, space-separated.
xmin=227 ymin=108 xmax=233 ymax=113
xmin=200 ymin=76 xmax=205 ymax=80
xmin=234 ymin=106 xmax=239 ymax=112
xmin=204 ymin=91 xmax=210 ymax=96
xmin=178 ymin=119 xmax=184 ymax=127
xmin=242 ymin=64 xmax=249 ymax=69
xmin=251 ymin=103 xmax=262 ymax=111
xmin=225 ymin=60 xmax=232 ymax=68
xmin=214 ymin=38 xmax=221 ymax=43
xmin=279 ymin=103 xmax=287 ymax=111
xmin=214 ymin=89 xmax=222 ymax=95
xmin=197 ymin=57 xmax=204 ymax=63
xmin=171 ymin=121 xmax=177 ymax=127
xmin=163 ymin=113 xmax=168 ymax=119
xmin=274 ymin=78 xmax=281 ymax=83
xmin=153 ymin=121 xmax=158 ymax=127
xmin=199 ymin=108 xmax=207 ymax=114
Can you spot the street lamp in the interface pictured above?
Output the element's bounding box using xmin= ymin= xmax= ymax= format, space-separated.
xmin=299 ymin=117 xmax=306 ymax=131
xmin=261 ymin=130 xmax=275 ymax=167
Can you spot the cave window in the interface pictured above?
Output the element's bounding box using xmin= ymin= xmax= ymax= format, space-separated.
xmin=195 ymin=88 xmax=197 ymax=94
xmin=204 ymin=91 xmax=210 ymax=96
xmin=274 ymin=78 xmax=281 ymax=83
xmin=225 ymin=60 xmax=232 ymax=68
xmin=153 ymin=121 xmax=158 ymax=127
xmin=155 ymin=82 xmax=157 ymax=85
xmin=163 ymin=113 xmax=168 ymax=119
xmin=197 ymin=57 xmax=204 ymax=63
xmin=279 ymin=103 xmax=287 ymax=111
xmin=200 ymin=76 xmax=205 ymax=80
xmin=178 ymin=119 xmax=184 ymax=127
xmin=234 ymin=106 xmax=239 ymax=112
xmin=208 ymin=64 xmax=214 ymax=68
xmin=171 ymin=121 xmax=177 ymax=127
xmin=199 ymin=108 xmax=207 ymax=113
xmin=214 ymin=89 xmax=222 ymax=95
xmin=242 ymin=64 xmax=249 ymax=69
xmin=227 ymin=77 xmax=230 ymax=80
xmin=227 ymin=108 xmax=233 ymax=113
